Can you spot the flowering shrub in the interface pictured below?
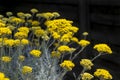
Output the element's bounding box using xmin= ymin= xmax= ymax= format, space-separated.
xmin=0 ymin=8 xmax=113 ymax=80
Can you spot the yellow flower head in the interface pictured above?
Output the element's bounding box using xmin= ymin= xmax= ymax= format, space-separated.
xmin=0 ymin=28 xmax=12 ymax=37
xmin=25 ymin=13 xmax=32 ymax=19
xmin=60 ymin=33 xmax=72 ymax=43
xmin=94 ymin=69 xmax=112 ymax=80
xmin=18 ymin=55 xmax=25 ymax=61
xmin=4 ymin=39 xmax=15 ymax=47
xmin=78 ymin=39 xmax=90 ymax=47
xmin=52 ymin=32 xmax=60 ymax=39
xmin=6 ymin=12 xmax=13 ymax=17
xmin=34 ymin=29 xmax=45 ymax=37
xmin=18 ymin=27 xmax=29 ymax=34
xmin=14 ymin=39 xmax=20 ymax=46
xmin=40 ymin=12 xmax=54 ymax=20
xmin=14 ymin=32 xmax=28 ymax=39
xmin=22 ymin=66 xmax=32 ymax=74
xmin=11 ymin=17 xmax=23 ymax=24
xmin=30 ymin=50 xmax=41 ymax=57
xmin=0 ymin=22 xmax=6 ymax=27
xmin=58 ymin=45 xmax=71 ymax=53
xmin=30 ymin=8 xmax=38 ymax=13
xmin=81 ymin=72 xmax=94 ymax=80
xmin=82 ymin=32 xmax=89 ymax=36
xmin=32 ymin=20 xmax=40 ymax=26
xmin=60 ymin=60 xmax=75 ymax=71
xmin=1 ymin=56 xmax=12 ymax=63
xmin=0 ymin=72 xmax=10 ymax=80
xmin=17 ymin=12 xmax=25 ymax=18
xmin=21 ymin=39 xmax=29 ymax=45
xmin=80 ymin=59 xmax=93 ymax=70
xmin=71 ymin=37 xmax=79 ymax=43
xmin=94 ymin=44 xmax=112 ymax=54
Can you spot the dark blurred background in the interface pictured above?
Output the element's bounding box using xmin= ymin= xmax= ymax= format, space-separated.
xmin=0 ymin=0 xmax=120 ymax=80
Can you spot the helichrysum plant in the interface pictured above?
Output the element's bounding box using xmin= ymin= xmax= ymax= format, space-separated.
xmin=0 ymin=8 xmax=113 ymax=80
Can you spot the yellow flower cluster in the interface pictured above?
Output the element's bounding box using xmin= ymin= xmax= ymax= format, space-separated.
xmin=58 ymin=45 xmax=71 ymax=53
xmin=0 ymin=72 xmax=10 ymax=80
xmin=4 ymin=39 xmax=15 ymax=47
xmin=93 ymin=44 xmax=112 ymax=54
xmin=14 ymin=32 xmax=28 ymax=39
xmin=21 ymin=39 xmax=29 ymax=45
xmin=18 ymin=27 xmax=29 ymax=34
xmin=80 ymin=59 xmax=93 ymax=70
xmin=94 ymin=69 xmax=112 ymax=80
xmin=1 ymin=56 xmax=12 ymax=63
xmin=32 ymin=20 xmax=40 ymax=26
xmin=30 ymin=49 xmax=41 ymax=57
xmin=45 ymin=19 xmax=78 ymax=36
xmin=60 ymin=60 xmax=75 ymax=71
xmin=34 ymin=29 xmax=45 ymax=38
xmin=10 ymin=17 xmax=23 ymax=24
xmin=60 ymin=33 xmax=72 ymax=43
xmin=0 ymin=28 xmax=12 ymax=37
xmin=22 ymin=66 xmax=32 ymax=74
xmin=78 ymin=39 xmax=90 ymax=47
xmin=81 ymin=72 xmax=94 ymax=80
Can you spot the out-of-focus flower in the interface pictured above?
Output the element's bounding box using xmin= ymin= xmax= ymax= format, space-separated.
xmin=30 ymin=8 xmax=38 ymax=14
xmin=0 ymin=28 xmax=12 ymax=37
xmin=0 ymin=72 xmax=10 ymax=80
xmin=4 ymin=39 xmax=15 ymax=47
xmin=82 ymin=32 xmax=88 ymax=36
xmin=18 ymin=55 xmax=25 ymax=61
xmin=1 ymin=56 xmax=12 ymax=63
xmin=22 ymin=66 xmax=32 ymax=74
xmin=32 ymin=20 xmax=40 ymax=26
xmin=21 ymin=39 xmax=29 ymax=45
xmin=6 ymin=12 xmax=13 ymax=17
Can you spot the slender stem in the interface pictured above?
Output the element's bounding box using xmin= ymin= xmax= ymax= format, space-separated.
xmin=77 ymin=67 xmax=86 ymax=80
xmin=72 ymin=47 xmax=85 ymax=60
xmin=91 ymin=53 xmax=102 ymax=61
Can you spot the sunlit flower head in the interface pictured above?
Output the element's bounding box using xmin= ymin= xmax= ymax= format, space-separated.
xmin=21 ymin=39 xmax=29 ymax=45
xmin=4 ymin=39 xmax=15 ymax=47
xmin=81 ymin=72 xmax=94 ymax=80
xmin=1 ymin=56 xmax=12 ymax=63
xmin=22 ymin=66 xmax=32 ymax=74
xmin=58 ymin=45 xmax=71 ymax=53
xmin=30 ymin=50 xmax=41 ymax=57
xmin=0 ymin=28 xmax=12 ymax=37
xmin=80 ymin=59 xmax=93 ymax=70
xmin=93 ymin=44 xmax=112 ymax=54
xmin=32 ymin=20 xmax=40 ymax=26
xmin=94 ymin=69 xmax=112 ymax=80
xmin=60 ymin=60 xmax=75 ymax=71
xmin=0 ymin=72 xmax=10 ymax=80
xmin=14 ymin=32 xmax=28 ymax=39
xmin=78 ymin=39 xmax=90 ymax=47
xmin=18 ymin=27 xmax=29 ymax=34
